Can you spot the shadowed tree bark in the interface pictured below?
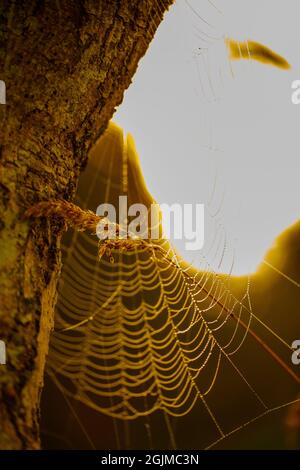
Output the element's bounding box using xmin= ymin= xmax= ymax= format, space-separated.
xmin=0 ymin=0 xmax=173 ymax=449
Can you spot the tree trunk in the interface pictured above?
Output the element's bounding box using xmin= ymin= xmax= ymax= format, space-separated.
xmin=0 ymin=0 xmax=173 ymax=449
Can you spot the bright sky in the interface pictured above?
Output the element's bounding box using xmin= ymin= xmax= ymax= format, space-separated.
xmin=114 ymin=0 xmax=300 ymax=275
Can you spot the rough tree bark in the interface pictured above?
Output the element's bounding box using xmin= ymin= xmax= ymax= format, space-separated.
xmin=0 ymin=0 xmax=173 ymax=449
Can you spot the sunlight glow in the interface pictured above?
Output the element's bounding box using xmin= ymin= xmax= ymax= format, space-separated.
xmin=114 ymin=0 xmax=300 ymax=275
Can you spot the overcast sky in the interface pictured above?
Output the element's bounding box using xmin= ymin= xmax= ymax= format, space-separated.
xmin=114 ymin=0 xmax=300 ymax=275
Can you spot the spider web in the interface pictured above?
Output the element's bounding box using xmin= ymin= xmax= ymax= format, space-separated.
xmin=45 ymin=123 xmax=300 ymax=449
